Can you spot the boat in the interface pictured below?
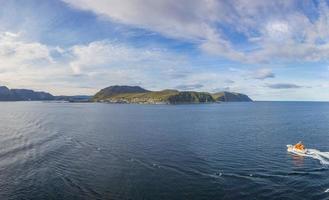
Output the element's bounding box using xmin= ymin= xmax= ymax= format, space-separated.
xmin=287 ymin=144 xmax=308 ymax=155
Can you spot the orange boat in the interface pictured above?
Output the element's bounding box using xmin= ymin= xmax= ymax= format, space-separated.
xmin=287 ymin=142 xmax=307 ymax=154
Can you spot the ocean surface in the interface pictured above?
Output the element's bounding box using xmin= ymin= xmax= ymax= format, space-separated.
xmin=0 ymin=102 xmax=329 ymax=200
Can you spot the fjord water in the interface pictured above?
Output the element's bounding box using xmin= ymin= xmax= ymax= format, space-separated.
xmin=0 ymin=102 xmax=329 ymax=200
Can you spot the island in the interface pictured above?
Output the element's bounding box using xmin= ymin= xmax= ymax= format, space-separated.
xmin=92 ymin=85 xmax=252 ymax=104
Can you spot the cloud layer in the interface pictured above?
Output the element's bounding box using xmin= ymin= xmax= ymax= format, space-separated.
xmin=63 ymin=0 xmax=329 ymax=63
xmin=252 ymin=68 xmax=275 ymax=80
xmin=0 ymin=31 xmax=237 ymax=95
xmin=267 ymin=83 xmax=303 ymax=89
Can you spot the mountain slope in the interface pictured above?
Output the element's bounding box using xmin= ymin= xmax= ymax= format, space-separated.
xmin=0 ymin=86 xmax=54 ymax=101
xmin=93 ymin=85 xmax=149 ymax=101
xmin=212 ymin=91 xmax=253 ymax=102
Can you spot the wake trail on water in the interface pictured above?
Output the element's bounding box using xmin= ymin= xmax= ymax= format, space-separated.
xmin=303 ymin=149 xmax=329 ymax=166
xmin=307 ymin=149 xmax=329 ymax=165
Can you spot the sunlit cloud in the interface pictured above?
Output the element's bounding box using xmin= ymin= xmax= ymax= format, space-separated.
xmin=62 ymin=0 xmax=329 ymax=63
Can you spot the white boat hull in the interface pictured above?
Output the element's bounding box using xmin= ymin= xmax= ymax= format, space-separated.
xmin=287 ymin=144 xmax=307 ymax=155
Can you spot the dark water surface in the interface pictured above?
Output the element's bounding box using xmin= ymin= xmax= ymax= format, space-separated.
xmin=0 ymin=102 xmax=329 ymax=200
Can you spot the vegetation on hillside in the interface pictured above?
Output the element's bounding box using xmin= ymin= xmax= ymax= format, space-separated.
xmin=93 ymin=86 xmax=253 ymax=104
xmin=212 ymin=91 xmax=252 ymax=102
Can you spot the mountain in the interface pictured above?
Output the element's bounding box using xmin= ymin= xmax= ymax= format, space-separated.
xmin=93 ymin=85 xmax=253 ymax=104
xmin=0 ymin=86 xmax=54 ymax=101
xmin=94 ymin=85 xmax=149 ymax=99
xmin=212 ymin=91 xmax=253 ymax=102
xmin=93 ymin=85 xmax=149 ymax=102
xmin=0 ymin=86 xmax=13 ymax=100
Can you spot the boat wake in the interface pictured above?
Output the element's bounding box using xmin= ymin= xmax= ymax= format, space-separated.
xmin=288 ymin=145 xmax=329 ymax=165
xmin=306 ymin=149 xmax=329 ymax=165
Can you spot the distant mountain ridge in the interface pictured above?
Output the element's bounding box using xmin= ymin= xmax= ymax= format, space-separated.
xmin=0 ymin=86 xmax=54 ymax=101
xmin=0 ymin=85 xmax=253 ymax=103
xmin=0 ymin=86 xmax=95 ymax=102
xmin=93 ymin=85 xmax=253 ymax=104
xmin=54 ymin=95 xmax=92 ymax=102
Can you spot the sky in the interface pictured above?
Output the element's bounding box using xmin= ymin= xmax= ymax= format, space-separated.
xmin=0 ymin=0 xmax=329 ymax=101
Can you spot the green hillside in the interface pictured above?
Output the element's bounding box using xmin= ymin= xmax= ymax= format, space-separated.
xmin=93 ymin=86 xmax=252 ymax=104
xmin=212 ymin=91 xmax=253 ymax=102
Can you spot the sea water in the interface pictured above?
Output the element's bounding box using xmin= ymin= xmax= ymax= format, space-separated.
xmin=0 ymin=101 xmax=328 ymax=199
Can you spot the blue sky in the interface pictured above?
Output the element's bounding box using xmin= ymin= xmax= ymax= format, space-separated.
xmin=0 ymin=0 xmax=329 ymax=100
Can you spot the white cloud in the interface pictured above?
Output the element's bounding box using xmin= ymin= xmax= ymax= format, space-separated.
xmin=0 ymin=32 xmax=52 ymax=69
xmin=62 ymin=0 xmax=244 ymax=61
xmin=252 ymin=68 xmax=275 ymax=80
xmin=62 ymin=0 xmax=329 ymax=63
xmin=68 ymin=40 xmax=182 ymax=75
xmin=0 ymin=29 xmax=326 ymax=100
xmin=0 ymin=31 xmax=324 ymax=100
xmin=66 ymin=40 xmax=194 ymax=93
xmin=0 ymin=32 xmax=70 ymax=92
xmin=64 ymin=40 xmax=259 ymax=95
xmin=0 ymin=32 xmax=194 ymax=94
xmin=62 ymin=0 xmax=222 ymax=41
xmin=265 ymin=22 xmax=290 ymax=41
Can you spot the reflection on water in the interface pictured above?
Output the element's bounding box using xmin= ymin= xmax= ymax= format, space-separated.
xmin=290 ymin=153 xmax=305 ymax=167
